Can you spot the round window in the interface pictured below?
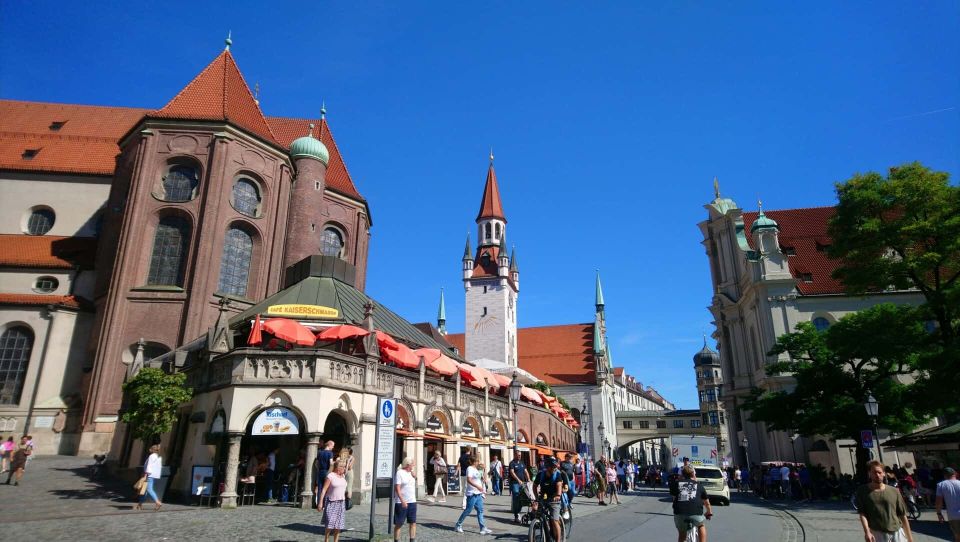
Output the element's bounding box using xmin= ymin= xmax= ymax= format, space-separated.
xmin=33 ymin=276 xmax=59 ymax=293
xmin=25 ymin=208 xmax=55 ymax=235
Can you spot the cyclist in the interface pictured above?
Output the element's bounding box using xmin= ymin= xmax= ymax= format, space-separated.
xmin=670 ymin=465 xmax=713 ymax=542
xmin=532 ymin=457 xmax=564 ymax=542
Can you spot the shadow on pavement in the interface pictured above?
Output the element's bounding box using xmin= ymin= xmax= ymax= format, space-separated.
xmin=49 ymin=466 xmax=131 ymax=502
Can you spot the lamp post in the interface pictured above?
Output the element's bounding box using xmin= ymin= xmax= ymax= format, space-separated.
xmin=741 ymin=435 xmax=750 ymax=468
xmin=598 ymin=421 xmax=605 ymax=459
xmin=603 ymin=438 xmax=611 ymax=459
xmin=864 ymin=394 xmax=883 ymax=463
xmin=581 ymin=403 xmax=591 ymax=460
xmin=509 ymin=377 xmax=522 ymax=453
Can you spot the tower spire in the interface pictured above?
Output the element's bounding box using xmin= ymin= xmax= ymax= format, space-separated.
xmin=713 ymin=176 xmax=720 ymax=199
xmin=595 ymin=270 xmax=605 ymax=311
xmin=437 ymin=288 xmax=447 ymax=334
xmin=476 ymin=158 xmax=506 ymax=223
xmin=462 ymin=232 xmax=472 ymax=260
xmin=225 ymin=30 xmax=232 ymax=51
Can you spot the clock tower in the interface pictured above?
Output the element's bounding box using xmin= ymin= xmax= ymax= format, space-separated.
xmin=462 ymin=153 xmax=519 ymax=366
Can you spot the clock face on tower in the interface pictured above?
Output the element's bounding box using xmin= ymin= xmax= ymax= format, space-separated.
xmin=473 ymin=315 xmax=501 ymax=334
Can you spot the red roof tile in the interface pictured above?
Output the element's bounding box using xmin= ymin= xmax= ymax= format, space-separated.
xmin=151 ymin=50 xmax=278 ymax=145
xmin=741 ymin=206 xmax=843 ymax=295
xmin=0 ymin=234 xmax=98 ymax=269
xmin=476 ymin=164 xmax=506 ymax=222
xmin=0 ymin=293 xmax=91 ymax=310
xmin=0 ymin=100 xmax=148 ymax=175
xmin=446 ymin=323 xmax=597 ymax=386
xmin=266 ymin=117 xmax=364 ymax=201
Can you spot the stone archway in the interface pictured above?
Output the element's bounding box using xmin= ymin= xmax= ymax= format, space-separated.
xmin=322 ymin=411 xmax=350 ymax=452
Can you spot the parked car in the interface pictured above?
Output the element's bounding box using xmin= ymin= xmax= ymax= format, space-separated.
xmin=695 ymin=466 xmax=731 ymax=505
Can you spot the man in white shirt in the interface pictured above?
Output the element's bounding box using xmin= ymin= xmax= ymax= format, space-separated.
xmin=936 ymin=467 xmax=960 ymax=542
xmin=265 ymin=447 xmax=279 ymax=502
xmin=394 ymin=457 xmax=418 ymax=542
xmin=780 ymin=465 xmax=791 ymax=498
xmin=454 ymin=456 xmax=493 ymax=535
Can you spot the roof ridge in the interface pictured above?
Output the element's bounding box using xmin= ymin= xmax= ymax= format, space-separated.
xmin=222 ymin=51 xmax=278 ymax=143
xmin=0 ymin=98 xmax=151 ymax=111
xmin=319 ymin=117 xmax=356 ymax=190
xmin=0 ymin=131 xmax=121 ymax=143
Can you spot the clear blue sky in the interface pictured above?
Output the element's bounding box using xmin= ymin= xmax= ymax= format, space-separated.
xmin=2 ymin=2 xmax=957 ymax=408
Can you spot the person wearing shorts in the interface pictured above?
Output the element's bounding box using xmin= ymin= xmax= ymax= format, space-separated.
xmin=593 ymin=458 xmax=608 ymax=505
xmin=606 ymin=463 xmax=621 ymax=504
xmin=394 ymin=457 xmax=418 ymax=541
xmin=936 ymin=467 xmax=960 ymax=542
xmin=671 ymin=465 xmax=713 ymax=542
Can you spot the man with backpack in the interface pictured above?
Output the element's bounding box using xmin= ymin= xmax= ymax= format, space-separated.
xmin=533 ymin=457 xmax=564 ymax=542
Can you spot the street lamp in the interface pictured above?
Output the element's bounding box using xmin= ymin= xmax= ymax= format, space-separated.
xmin=581 ymin=403 xmax=591 ymax=460
xmin=509 ymin=376 xmax=522 ymax=453
xmin=603 ymin=438 xmax=611 ymax=459
xmin=598 ymin=421 xmax=605 ymax=459
xmin=741 ymin=435 xmax=750 ymax=468
xmin=864 ymin=394 xmax=884 ymax=463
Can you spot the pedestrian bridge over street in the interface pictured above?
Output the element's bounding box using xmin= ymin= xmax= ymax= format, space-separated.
xmin=615 ymin=409 xmax=721 ymax=448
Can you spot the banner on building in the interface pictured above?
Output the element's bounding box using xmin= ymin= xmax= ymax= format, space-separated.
xmin=251 ymin=407 xmax=299 ymax=435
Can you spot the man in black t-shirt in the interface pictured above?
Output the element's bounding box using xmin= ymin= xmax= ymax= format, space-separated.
xmin=458 ymin=449 xmax=472 ymax=509
xmin=670 ymin=466 xmax=713 ymax=542
xmin=533 ymin=458 xmax=564 ymax=542
xmin=560 ymin=454 xmax=576 ymax=502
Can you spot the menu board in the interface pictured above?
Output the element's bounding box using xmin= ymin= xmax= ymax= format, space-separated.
xmin=447 ymin=464 xmax=461 ymax=494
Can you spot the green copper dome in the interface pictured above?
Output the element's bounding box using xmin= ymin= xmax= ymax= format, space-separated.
xmin=750 ymin=209 xmax=779 ymax=232
xmin=290 ymin=124 xmax=329 ymax=165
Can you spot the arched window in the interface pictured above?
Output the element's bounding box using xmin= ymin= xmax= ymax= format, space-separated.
xmin=26 ymin=208 xmax=55 ymax=235
xmin=0 ymin=326 xmax=34 ymax=405
xmin=33 ymin=276 xmax=59 ymax=293
xmin=231 ymin=178 xmax=261 ymax=217
xmin=812 ymin=317 xmax=830 ymax=332
xmin=495 ymin=223 xmax=501 ymax=239
xmin=484 ymin=222 xmax=492 ymax=240
xmin=147 ymin=216 xmax=191 ymax=286
xmin=217 ymin=226 xmax=254 ymax=296
xmin=321 ymin=227 xmax=345 ymax=258
xmin=161 ymin=165 xmax=199 ymax=202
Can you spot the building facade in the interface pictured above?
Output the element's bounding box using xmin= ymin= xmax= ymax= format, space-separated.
xmin=698 ymin=188 xmax=924 ymax=473
xmin=0 ymin=43 xmax=370 ymax=455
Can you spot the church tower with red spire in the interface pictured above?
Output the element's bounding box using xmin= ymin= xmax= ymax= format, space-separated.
xmin=462 ymin=152 xmax=519 ymax=366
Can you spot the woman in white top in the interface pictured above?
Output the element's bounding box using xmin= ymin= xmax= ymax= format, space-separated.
xmin=136 ymin=444 xmax=163 ymax=511
xmin=429 ymin=451 xmax=447 ymax=502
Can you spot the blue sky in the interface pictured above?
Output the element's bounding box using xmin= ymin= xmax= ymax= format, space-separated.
xmin=2 ymin=2 xmax=957 ymax=408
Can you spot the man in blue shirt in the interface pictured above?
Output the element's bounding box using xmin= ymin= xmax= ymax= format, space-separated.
xmin=508 ymin=450 xmax=530 ymax=523
xmin=314 ymin=440 xmax=334 ymax=508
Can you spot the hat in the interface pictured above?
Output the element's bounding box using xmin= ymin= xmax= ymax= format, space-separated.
xmin=544 ymin=457 xmax=558 ymax=468
xmin=944 ymin=467 xmax=957 ymax=476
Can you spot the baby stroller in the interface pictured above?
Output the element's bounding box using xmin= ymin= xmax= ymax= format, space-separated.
xmin=518 ymin=481 xmax=536 ymax=525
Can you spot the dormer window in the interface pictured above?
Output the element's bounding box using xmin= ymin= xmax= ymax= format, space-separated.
xmin=49 ymin=121 xmax=66 ymax=131
xmin=781 ymin=246 xmax=796 ymax=256
xmin=22 ymin=149 xmax=39 ymax=160
xmin=799 ymin=272 xmax=813 ymax=282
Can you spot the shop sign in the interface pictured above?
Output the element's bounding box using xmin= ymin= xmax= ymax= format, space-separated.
xmin=462 ymin=419 xmax=475 ymax=435
xmin=490 ymin=423 xmax=501 ymax=440
xmin=426 ymin=414 xmax=444 ymax=432
xmin=266 ymin=304 xmax=339 ymax=319
xmin=251 ymin=407 xmax=299 ymax=435
xmin=535 ymin=433 xmax=547 ymax=445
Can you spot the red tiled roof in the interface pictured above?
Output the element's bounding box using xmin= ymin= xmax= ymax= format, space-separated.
xmin=151 ymin=50 xmax=278 ymax=145
xmin=0 ymin=100 xmax=148 ymax=175
xmin=471 ymin=245 xmax=503 ymax=278
xmin=0 ymin=235 xmax=98 ymax=269
xmin=446 ymin=323 xmax=597 ymax=386
xmin=742 ymin=206 xmax=843 ymax=295
xmin=476 ymin=164 xmax=506 ymax=222
xmin=267 ymin=117 xmax=364 ymax=201
xmin=0 ymin=293 xmax=91 ymax=310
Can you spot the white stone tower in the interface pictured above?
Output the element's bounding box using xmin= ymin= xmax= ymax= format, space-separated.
xmin=462 ymin=153 xmax=519 ymax=366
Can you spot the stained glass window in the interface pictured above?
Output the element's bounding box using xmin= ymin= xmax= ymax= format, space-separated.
xmin=162 ymin=165 xmax=198 ymax=202
xmin=321 ymin=227 xmax=344 ymax=258
xmin=0 ymin=327 xmax=33 ymax=405
xmin=232 ymin=178 xmax=261 ymax=217
xmin=27 ymin=209 xmax=55 ymax=235
xmin=217 ymin=227 xmax=254 ymax=297
xmin=147 ymin=216 xmax=190 ymax=286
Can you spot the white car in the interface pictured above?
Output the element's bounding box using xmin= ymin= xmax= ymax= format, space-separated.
xmin=694 ymin=466 xmax=731 ymax=505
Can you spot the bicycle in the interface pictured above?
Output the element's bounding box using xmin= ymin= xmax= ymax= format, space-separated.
xmin=579 ymin=478 xmax=598 ymax=499
xmin=681 ymin=517 xmax=701 ymax=542
xmin=528 ymin=500 xmax=567 ymax=542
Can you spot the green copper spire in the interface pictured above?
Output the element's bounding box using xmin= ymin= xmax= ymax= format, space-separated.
xmin=437 ymin=288 xmax=447 ymax=330
xmin=462 ymin=233 xmax=472 ymax=261
xmin=498 ymin=234 xmax=508 ymax=262
xmin=509 ymin=246 xmax=518 ymax=272
xmin=751 ymin=199 xmax=779 ymax=232
xmin=595 ymin=270 xmax=605 ymax=310
xmin=593 ymin=322 xmax=604 ymax=354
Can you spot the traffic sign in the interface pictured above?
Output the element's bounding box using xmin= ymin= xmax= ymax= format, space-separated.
xmin=861 ymin=430 xmax=874 ymax=449
xmin=375 ymin=398 xmax=396 ymax=478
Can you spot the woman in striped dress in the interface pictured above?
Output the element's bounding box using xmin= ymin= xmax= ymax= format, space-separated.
xmin=318 ymin=459 xmax=348 ymax=542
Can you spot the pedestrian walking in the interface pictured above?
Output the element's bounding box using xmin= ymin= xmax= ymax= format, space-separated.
xmin=314 ymin=440 xmax=334 ymax=508
xmin=572 ymin=456 xmax=584 ymax=493
xmin=0 ymin=436 xmax=14 ymax=474
xmin=264 ymin=447 xmax=279 ymax=503
xmin=670 ymin=465 xmax=714 ymax=542
xmin=458 ymin=448 xmax=471 ymax=510
xmin=855 ymin=460 xmax=915 ymax=542
xmin=509 ymin=449 xmax=530 ymax=523
xmin=935 ymin=467 xmax=960 ymax=542
xmin=560 ymin=454 xmax=575 ymax=500
xmin=394 ymin=457 xmax=418 ymax=542
xmin=343 ymin=448 xmax=355 ymax=501
xmin=428 ymin=451 xmax=447 ymax=502
xmin=489 ymin=455 xmax=503 ymax=496
xmin=606 ymin=461 xmax=621 ymax=504
xmin=4 ymin=435 xmax=31 ymax=486
xmin=454 ymin=455 xmax=493 ymax=535
xmin=135 ymin=444 xmax=163 ymax=510
xmin=593 ymin=457 xmax=608 ymax=505
xmin=317 ymin=459 xmax=348 ymax=542
xmin=626 ymin=460 xmax=636 ymax=491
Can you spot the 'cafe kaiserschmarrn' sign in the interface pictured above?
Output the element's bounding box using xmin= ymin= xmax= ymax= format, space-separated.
xmin=266 ymin=304 xmax=339 ymax=319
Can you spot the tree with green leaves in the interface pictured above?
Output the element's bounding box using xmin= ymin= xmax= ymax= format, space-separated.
xmin=742 ymin=303 xmax=937 ymax=475
xmin=121 ymin=368 xmax=193 ymax=445
xmin=828 ymin=162 xmax=959 ymax=399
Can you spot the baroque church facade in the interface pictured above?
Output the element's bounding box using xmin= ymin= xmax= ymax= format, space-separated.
xmin=0 ymin=41 xmax=370 ymax=454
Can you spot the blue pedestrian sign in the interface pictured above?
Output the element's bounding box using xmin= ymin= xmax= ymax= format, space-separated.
xmin=861 ymin=430 xmax=874 ymax=449
xmin=382 ymin=400 xmax=393 ymax=420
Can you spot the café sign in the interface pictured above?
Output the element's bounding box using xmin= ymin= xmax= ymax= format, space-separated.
xmin=266 ymin=304 xmax=339 ymax=319
xmin=251 ymin=407 xmax=300 ymax=435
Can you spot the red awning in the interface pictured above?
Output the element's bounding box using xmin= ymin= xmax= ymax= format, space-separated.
xmin=262 ymin=318 xmax=316 ymax=346
xmin=382 ymin=343 xmax=421 ymax=370
xmin=412 ymin=348 xmax=459 ymax=376
xmin=520 ymin=386 xmax=544 ymax=405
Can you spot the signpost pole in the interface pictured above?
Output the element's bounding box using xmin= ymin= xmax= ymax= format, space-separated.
xmin=368 ymin=417 xmax=381 ymax=541
xmin=369 ymin=397 xmax=396 ymax=542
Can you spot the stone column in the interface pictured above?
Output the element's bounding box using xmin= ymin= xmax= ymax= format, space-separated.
xmin=300 ymin=433 xmax=322 ymax=509
xmin=220 ymin=432 xmax=244 ymax=508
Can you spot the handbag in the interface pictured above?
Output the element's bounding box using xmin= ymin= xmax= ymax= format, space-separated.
xmin=133 ymin=476 xmax=147 ymax=495
xmin=344 ymin=497 xmax=353 ymax=510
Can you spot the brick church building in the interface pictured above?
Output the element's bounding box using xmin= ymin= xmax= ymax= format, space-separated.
xmin=0 ymin=40 xmax=371 ymax=454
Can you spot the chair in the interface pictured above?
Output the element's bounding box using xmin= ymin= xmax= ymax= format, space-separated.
xmin=239 ymin=480 xmax=257 ymax=506
xmin=198 ymin=477 xmax=220 ymax=507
